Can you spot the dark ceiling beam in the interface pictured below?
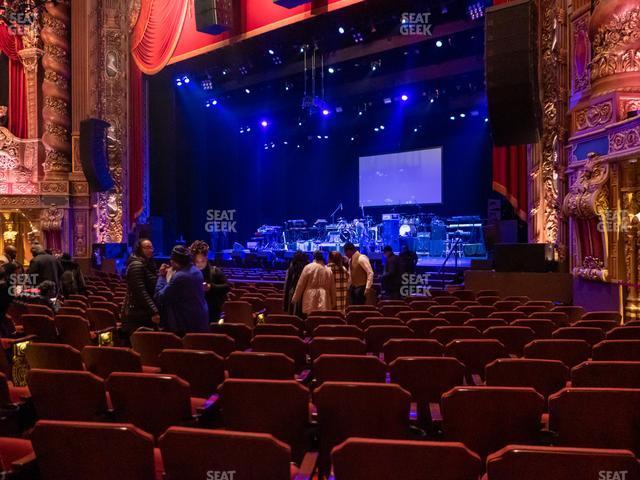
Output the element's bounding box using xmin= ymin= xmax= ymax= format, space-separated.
xmin=212 ymin=19 xmax=482 ymax=93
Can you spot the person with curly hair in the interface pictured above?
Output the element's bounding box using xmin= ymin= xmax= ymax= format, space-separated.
xmin=189 ymin=240 xmax=230 ymax=323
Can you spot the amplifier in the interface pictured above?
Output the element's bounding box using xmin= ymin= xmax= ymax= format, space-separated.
xmin=382 ymin=213 xmax=401 ymax=221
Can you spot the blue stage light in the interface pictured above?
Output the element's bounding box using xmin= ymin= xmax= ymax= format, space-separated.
xmin=484 ymin=117 xmax=489 ymax=122
xmin=430 ymin=98 xmax=435 ymax=103
xmin=268 ymin=49 xmax=275 ymax=55
xmin=401 ymin=94 xmax=409 ymax=102
xmin=211 ymin=99 xmax=218 ymax=106
xmin=459 ymin=113 xmax=466 ymax=118
xmin=379 ymin=125 xmax=385 ymax=130
xmin=328 ymin=67 xmax=335 ymax=74
xmin=261 ymin=120 xmax=268 ymax=127
xmin=436 ymin=40 xmax=443 ymax=47
xmin=246 ymin=127 xmax=251 ymax=132
xmin=374 ymin=127 xmax=379 ymax=132
xmin=338 ymin=26 xmax=345 ymax=34
xmin=176 ymin=78 xmax=183 ymax=86
xmin=450 ymin=115 xmax=455 ymax=120
xmin=183 ymin=76 xmax=190 ymax=84
xmin=322 ymin=109 xmax=330 ymax=116
xmin=245 ymin=88 xmax=251 ymax=94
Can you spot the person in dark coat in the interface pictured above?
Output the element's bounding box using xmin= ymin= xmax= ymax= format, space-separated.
xmin=0 ymin=262 xmax=18 ymax=337
xmin=60 ymin=253 xmax=86 ymax=297
xmin=28 ymin=244 xmax=63 ymax=295
xmin=283 ymin=251 xmax=308 ymax=317
xmin=155 ymin=245 xmax=209 ymax=335
xmin=189 ymin=240 xmax=230 ymax=323
xmin=122 ymin=239 xmax=159 ymax=336
xmin=382 ymin=245 xmax=403 ymax=299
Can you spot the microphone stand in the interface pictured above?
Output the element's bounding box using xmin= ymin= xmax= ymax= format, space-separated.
xmin=330 ymin=203 xmax=343 ymax=224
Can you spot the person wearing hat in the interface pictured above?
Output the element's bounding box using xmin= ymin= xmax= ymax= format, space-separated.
xmin=154 ymin=244 xmax=209 ymax=334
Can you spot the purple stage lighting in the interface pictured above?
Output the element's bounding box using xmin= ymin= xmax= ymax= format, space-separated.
xmin=401 ymin=94 xmax=409 ymax=102
xmin=261 ymin=120 xmax=268 ymax=127
xmin=322 ymin=109 xmax=330 ymax=116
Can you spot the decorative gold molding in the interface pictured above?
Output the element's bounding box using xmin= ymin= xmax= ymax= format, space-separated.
xmin=563 ymin=153 xmax=610 ymax=219
xmin=609 ymin=125 xmax=640 ymax=153
xmin=575 ymin=100 xmax=613 ymax=131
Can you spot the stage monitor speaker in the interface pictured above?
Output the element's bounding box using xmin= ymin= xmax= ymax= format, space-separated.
xmin=485 ymin=0 xmax=541 ymax=146
xmin=80 ymin=118 xmax=114 ymax=192
xmin=194 ymin=0 xmax=234 ymax=34
xmin=494 ymin=243 xmax=554 ymax=272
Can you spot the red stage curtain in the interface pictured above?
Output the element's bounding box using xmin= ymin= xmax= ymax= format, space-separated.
xmin=491 ymin=0 xmax=527 ymax=221
xmin=129 ymin=58 xmax=144 ymax=227
xmin=131 ymin=0 xmax=189 ymax=74
xmin=0 ymin=25 xmax=27 ymax=138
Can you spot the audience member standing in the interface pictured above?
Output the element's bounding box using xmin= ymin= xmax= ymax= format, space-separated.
xmin=189 ymin=240 xmax=230 ymax=323
xmin=344 ymin=242 xmax=374 ymax=305
xmin=382 ymin=245 xmax=402 ymax=300
xmin=123 ymin=239 xmax=159 ymax=336
xmin=0 ymin=262 xmax=18 ymax=337
xmin=0 ymin=245 xmax=17 ymax=267
xmin=60 ymin=253 xmax=86 ymax=297
xmin=155 ymin=245 xmax=209 ymax=335
xmin=283 ymin=251 xmax=309 ymax=317
xmin=327 ymin=251 xmax=349 ymax=313
xmin=28 ymin=244 xmax=63 ymax=295
xmin=292 ymin=250 xmax=336 ymax=315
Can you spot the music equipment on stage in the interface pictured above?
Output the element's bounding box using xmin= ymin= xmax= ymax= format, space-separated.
xmin=381 ymin=214 xmax=400 ymax=252
xmin=485 ymin=0 xmax=541 ymax=145
xmin=80 ymin=118 xmax=114 ymax=192
xmin=494 ymin=243 xmax=555 ymax=272
xmin=194 ymin=0 xmax=234 ymax=34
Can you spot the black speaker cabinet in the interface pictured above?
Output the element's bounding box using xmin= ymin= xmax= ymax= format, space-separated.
xmin=494 ymin=243 xmax=555 ymax=272
xmin=485 ymin=0 xmax=541 ymax=145
xmin=194 ymin=0 xmax=234 ymax=35
xmin=80 ymin=118 xmax=114 ymax=192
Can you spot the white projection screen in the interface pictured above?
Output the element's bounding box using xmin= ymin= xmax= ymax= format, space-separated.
xmin=359 ymin=147 xmax=443 ymax=207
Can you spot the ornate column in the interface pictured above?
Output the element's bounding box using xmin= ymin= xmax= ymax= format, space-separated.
xmin=41 ymin=0 xmax=71 ymax=183
xmin=17 ymin=24 xmax=44 ymax=140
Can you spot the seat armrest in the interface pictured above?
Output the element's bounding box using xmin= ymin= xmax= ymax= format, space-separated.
xmin=293 ymin=451 xmax=318 ymax=480
xmin=12 ymin=451 xmax=37 ymax=477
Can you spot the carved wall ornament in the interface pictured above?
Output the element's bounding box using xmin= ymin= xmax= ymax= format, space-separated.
xmin=572 ymin=14 xmax=590 ymax=93
xmin=41 ymin=204 xmax=63 ymax=232
xmin=563 ymin=153 xmax=610 ymax=219
xmin=0 ymin=127 xmax=39 ymax=194
xmin=620 ymin=98 xmax=640 ymax=118
xmin=575 ymin=100 xmax=613 ymax=131
xmin=609 ymin=125 xmax=640 ymax=153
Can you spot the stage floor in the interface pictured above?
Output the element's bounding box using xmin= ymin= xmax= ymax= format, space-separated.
xmin=416 ymin=255 xmax=473 ymax=268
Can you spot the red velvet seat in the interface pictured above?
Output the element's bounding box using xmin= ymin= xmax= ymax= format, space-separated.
xmin=313 ymin=354 xmax=386 ymax=385
xmin=251 ymin=334 xmax=307 ymax=370
xmin=389 ymin=356 xmax=465 ymax=427
xmin=573 ymin=320 xmax=618 ymax=332
xmin=181 ymin=333 xmax=236 ymax=358
xmin=265 ymin=313 xmax=304 ymax=330
xmin=551 ymin=305 xmax=586 ymax=323
xmin=254 ymin=323 xmax=302 ymax=337
xmin=409 ymin=300 xmax=437 ymax=311
xmin=476 ymin=290 xmax=500 ymax=298
xmin=21 ymin=314 xmax=58 ymax=343
xmin=571 ymin=361 xmax=640 ymax=388
xmin=219 ymin=379 xmax=309 ymax=462
xmin=26 ymin=303 xmax=54 ymax=317
xmin=465 ymin=318 xmax=507 ymax=330
xmin=406 ymin=318 xmax=450 ymax=337
xmin=54 ymin=314 xmax=94 ymax=350
xmin=396 ymin=310 xmax=438 ymax=322
xmin=315 ymin=382 xmax=411 ymax=476
xmin=606 ymin=326 xmax=640 ymax=340
xmin=91 ymin=301 xmax=120 ymax=322
xmin=31 ymin=420 xmax=159 ymax=480
xmin=452 ymin=290 xmax=476 ymax=301
xmin=226 ymin=351 xmax=295 ymax=379
xmin=485 ymin=358 xmax=569 ymax=400
xmin=435 ymin=310 xmax=472 ymax=325
xmin=332 ymin=438 xmax=482 ymax=480
xmin=486 ymin=444 xmax=640 ymax=480
xmin=530 ymin=311 xmax=570 ymax=326
xmin=130 ymin=331 xmax=183 ymax=367
xmin=433 ymin=296 xmax=459 ymax=306
xmin=346 ymin=305 xmax=378 ymax=313
xmin=313 ymin=324 xmax=363 ymax=339
xmin=382 ymin=338 xmax=443 ymax=364
xmin=444 ymin=339 xmax=508 ymax=381
xmin=442 ymin=386 xmax=544 ymax=457
xmin=429 ymin=305 xmax=461 ymax=316
xmin=0 ymin=436 xmax=34 ymax=477
xmin=159 ymin=349 xmax=225 ymax=398
xmin=86 ymin=307 xmax=116 ymax=330
xmin=63 ymin=299 xmax=88 ymax=310
xmin=377 ymin=300 xmax=405 ymax=307
xmin=27 ymin=369 xmax=108 ymax=421
xmin=361 ymin=316 xmax=403 ymax=329
xmin=489 ymin=311 xmax=523 ymax=323
xmin=476 ymin=295 xmax=500 ymax=306
xmin=493 ymin=300 xmax=522 ymax=311
xmin=582 ymin=311 xmax=621 ymax=322
xmin=454 ymin=300 xmax=481 ymax=309
xmin=429 ymin=326 xmax=483 ymax=345
xmin=364 ymin=325 xmax=414 ymax=353
xmin=346 ymin=310 xmax=382 ymax=328
xmin=307 ymin=316 xmax=346 ymax=331
xmin=464 ymin=305 xmax=497 ymax=318
xmin=106 ymin=373 xmax=194 ymax=437
xmin=309 ymin=337 xmax=366 ymax=360
xmin=56 ymin=306 xmax=86 ymax=317
xmin=549 ymin=388 xmax=640 ymax=455
xmin=25 ymin=343 xmax=84 ymax=371
xmin=524 ymin=339 xmax=591 ymax=368
xmin=82 ymin=346 xmax=145 ymax=378
xmin=551 ymin=327 xmax=604 ymax=346
xmin=514 ymin=305 xmax=547 ymax=316
xmin=209 ymin=323 xmax=252 ymax=350
xmin=160 ymin=427 xmax=304 ymax=480
xmin=222 ymin=301 xmax=254 ymax=327
xmin=512 ymin=319 xmax=556 ymax=338
xmin=308 ymin=310 xmax=344 ymax=319
xmin=379 ymin=305 xmax=407 ymax=317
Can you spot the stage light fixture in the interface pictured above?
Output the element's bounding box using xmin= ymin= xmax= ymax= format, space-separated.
xmin=374 ymin=127 xmax=379 ymax=132
xmin=335 ymin=106 xmax=343 ymax=113
xmin=246 ymin=127 xmax=251 ymax=132
xmin=401 ymin=94 xmax=409 ymax=102
xmin=222 ymin=69 xmax=229 ymax=76
xmin=414 ymin=128 xmax=419 ymax=132
xmin=317 ymin=135 xmax=322 ymax=139
xmin=436 ymin=40 xmax=443 ymax=47
xmin=338 ymin=26 xmax=345 ymax=34
xmin=202 ymin=78 xmax=213 ymax=90
xmin=261 ymin=120 xmax=269 ymax=127
xmin=324 ymin=135 xmax=329 ymax=139
xmin=205 ymin=101 xmax=211 ymax=108
xmin=383 ymin=98 xmax=392 ymax=104
xmin=322 ymin=109 xmax=330 ymax=116
xmin=183 ymin=76 xmax=190 ymax=84
xmin=484 ymin=117 xmax=489 ymax=122
xmin=328 ymin=67 xmax=335 ymax=74
xmin=245 ymin=88 xmax=251 ymax=94
xmin=240 ymin=128 xmax=244 ymax=133
xmin=268 ymin=49 xmax=275 ymax=55
xmin=459 ymin=113 xmax=466 ymax=118
xmin=211 ymin=99 xmax=218 ymax=106
xmin=358 ymin=111 xmax=363 ymax=116
xmin=176 ymin=78 xmax=183 ymax=86
xmin=379 ymin=125 xmax=385 ymax=130
xmin=298 ymin=121 xmax=303 ymax=126
xmin=450 ymin=116 xmax=455 ymax=120
xmin=350 ymin=137 xmax=355 ymax=141
xmin=430 ymin=98 xmax=435 ymax=103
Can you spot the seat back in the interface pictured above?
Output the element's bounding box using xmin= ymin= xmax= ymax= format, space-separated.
xmin=313 ymin=325 xmax=363 ymax=339
xmin=382 ymin=339 xmax=443 ymax=364
xmin=486 ymin=444 xmax=640 ymax=480
xmin=396 ymin=310 xmax=437 ymax=322
xmin=26 ymin=343 xmax=84 ymax=371
xmin=512 ymin=319 xmax=556 ymax=338
xmin=26 ymin=303 xmax=54 ymax=317
xmin=571 ymin=361 xmax=640 ymax=388
xmin=524 ymin=339 xmax=591 ymax=368
xmin=379 ymin=305 xmax=407 ymax=317
xmin=251 ymin=335 xmax=307 ymax=369
xmin=309 ymin=337 xmax=367 ymax=360
xmin=315 ymin=382 xmax=411 ymax=474
xmin=160 ymin=427 xmax=293 ymax=480
xmin=81 ymin=346 xmax=143 ymax=378
xmin=490 ymin=311 xmax=523 ymax=323
xmin=219 ymin=379 xmax=309 ymax=461
xmin=32 ymin=420 xmax=156 ymax=480
xmin=313 ymin=354 xmax=386 ymax=385
xmin=549 ymin=388 xmax=640 ymax=455
xmin=389 ymin=356 xmax=465 ymax=426
xmin=226 ymin=351 xmax=295 ymax=380
xmin=308 ymin=316 xmax=347 ymax=331
xmin=21 ymin=314 xmax=57 ymax=342
xmin=55 ymin=314 xmax=93 ymax=350
xmin=409 ymin=300 xmax=437 ymax=311
xmin=442 ymin=386 xmax=544 ymax=457
xmin=551 ymin=305 xmax=586 ymax=323
xmin=429 ymin=326 xmax=482 ymax=345
xmin=593 ymin=340 xmax=640 ymax=361
xmin=493 ymin=300 xmax=522 ymax=311
xmin=264 ymin=314 xmax=304 ymax=330
xmin=364 ymin=325 xmax=414 ymax=353
xmin=254 ymin=323 xmax=302 ymax=337
xmin=573 ymin=320 xmax=618 ymax=331
xmin=551 ymin=327 xmax=604 ymax=346
xmin=485 ymin=358 xmax=569 ymax=399
xmin=484 ymin=326 xmax=536 ymax=356
xmin=346 ymin=310 xmax=382 ymax=328
xmin=435 ymin=311 xmax=472 ymax=326
xmin=106 ymin=373 xmax=192 ymax=437
xmin=530 ymin=311 xmax=570 ymax=326
xmin=130 ymin=331 xmax=183 ymax=367
xmin=607 ymin=326 xmax=640 ymax=340
xmin=332 ymin=438 xmax=482 ymax=480
xmin=209 ymin=323 xmax=252 ymax=350
xmin=514 ymin=305 xmax=548 ymax=316
xmin=57 ymin=306 xmax=86 ymax=317
xmin=182 ymin=333 xmax=236 ymax=358
xmin=159 ymin=349 xmax=225 ymax=398
xmin=86 ymin=307 xmax=116 ymax=330
xmin=361 ymin=317 xmax=403 ymax=329
xmin=582 ymin=311 xmax=621 ymax=322
xmin=27 ymin=369 xmax=107 ymax=421
xmin=444 ymin=339 xmax=508 ymax=379
xmin=465 ymin=318 xmax=507 ymax=330
xmin=222 ymin=301 xmax=254 ymax=327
